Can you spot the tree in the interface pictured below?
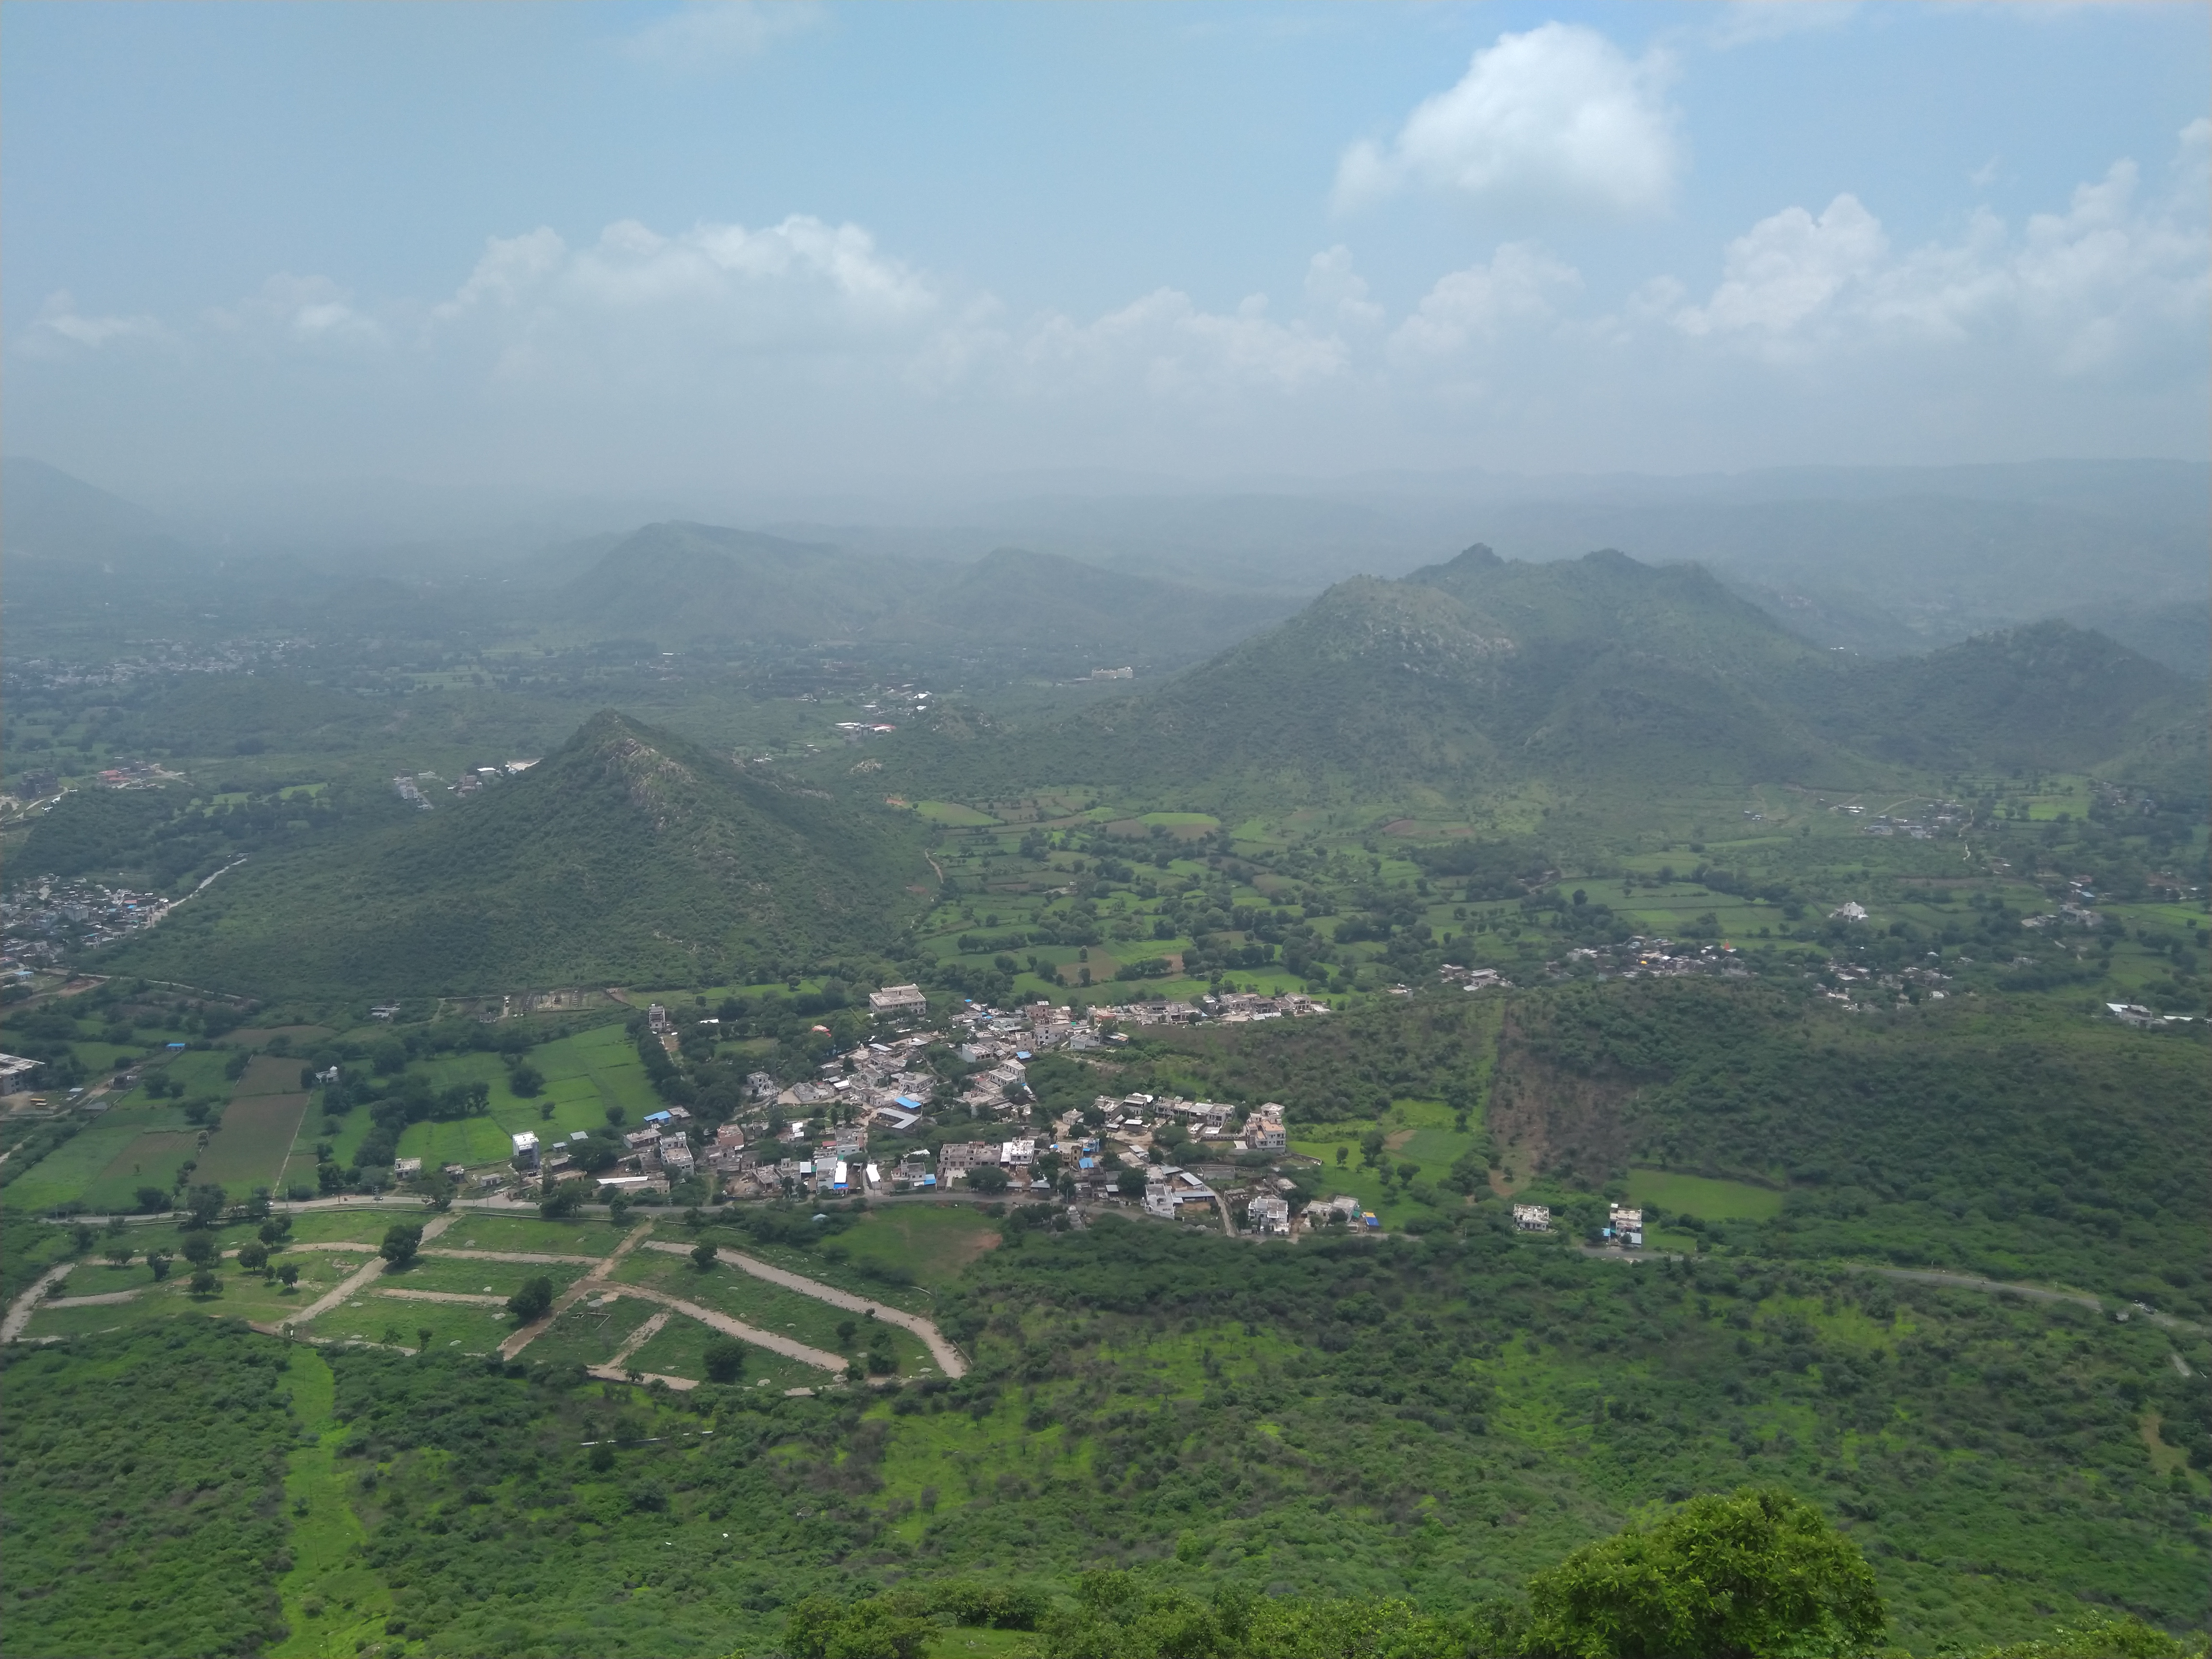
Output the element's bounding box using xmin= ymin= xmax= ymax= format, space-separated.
xmin=702 ymin=1337 xmax=746 ymax=1383
xmin=189 ymin=1269 xmax=218 ymax=1296
xmin=1116 ymin=1167 xmax=1149 ymax=1197
xmin=104 ymin=1245 xmax=135 ymax=1268
xmin=507 ymin=1276 xmax=554 ymax=1322
xmin=183 ymin=1182 xmax=227 ymax=1229
xmin=1335 ymin=1145 xmax=1349 ymax=1167
xmin=540 ymin=1184 xmax=583 ymax=1220
xmin=508 ymin=1062 xmax=544 ymax=1097
xmin=134 ymin=1185 xmax=170 ymax=1214
xmin=1525 ymin=1487 xmax=1885 ymax=1659
xmin=180 ymin=1233 xmax=216 ymax=1267
xmin=691 ymin=1241 xmax=719 ymax=1271
xmin=147 ymin=1251 xmax=172 ymax=1281
xmin=277 ymin=1262 xmax=300 ymax=1289
xmin=380 ymin=1224 xmax=423 ymax=1268
xmin=417 ymin=1326 xmax=433 ymax=1353
xmin=969 ymin=1165 xmax=1010 ymax=1195
xmin=1358 ymin=1129 xmax=1386 ymax=1168
xmin=237 ymin=1241 xmax=269 ymax=1273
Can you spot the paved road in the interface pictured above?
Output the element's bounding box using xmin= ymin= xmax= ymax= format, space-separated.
xmin=642 ymin=1239 xmax=969 ymax=1378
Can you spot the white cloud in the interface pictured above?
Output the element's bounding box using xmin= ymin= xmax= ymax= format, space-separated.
xmin=207 ymin=274 xmax=384 ymax=349
xmin=621 ymin=1 xmax=821 ymax=69
xmin=431 ymin=215 xmax=938 ymax=373
xmin=15 ymin=291 xmax=168 ymax=357
xmin=1672 ymin=195 xmax=1888 ymax=349
xmin=1304 ymin=246 xmax=1385 ymax=328
xmin=1667 ymin=122 xmax=2212 ymax=373
xmin=1022 ymin=289 xmax=1349 ymax=402
xmin=1391 ymin=243 xmax=1582 ymax=361
xmin=1334 ymin=24 xmax=1680 ymax=217
xmin=1707 ymin=2 xmax=1857 ymax=51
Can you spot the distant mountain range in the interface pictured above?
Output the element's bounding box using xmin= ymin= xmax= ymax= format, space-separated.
xmin=891 ymin=545 xmax=2208 ymax=805
xmin=546 ymin=521 xmax=1300 ymax=667
xmin=9 ymin=456 xmax=2204 ymax=674
xmin=103 ymin=711 xmax=926 ymax=997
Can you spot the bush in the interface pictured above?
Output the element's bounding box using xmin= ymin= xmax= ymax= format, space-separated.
xmin=702 ymin=1338 xmax=746 ymax=1383
xmin=506 ymin=1276 xmax=554 ymax=1322
xmin=1525 ymin=1486 xmax=1885 ymax=1659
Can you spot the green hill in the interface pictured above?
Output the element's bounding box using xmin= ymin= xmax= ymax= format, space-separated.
xmin=887 ymin=546 xmax=2202 ymax=806
xmin=100 ymin=710 xmax=927 ymax=997
xmin=1802 ymin=619 xmax=2208 ymax=791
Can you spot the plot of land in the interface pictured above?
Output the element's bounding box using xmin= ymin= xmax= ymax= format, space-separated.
xmin=621 ymin=1313 xmax=820 ymax=1391
xmin=2 ymin=1123 xmax=150 ymax=1212
xmin=613 ymin=1251 xmax=932 ymax=1373
xmin=79 ymin=1130 xmax=199 ymax=1212
xmin=1624 ymin=1167 xmax=1787 ymax=1221
xmin=234 ymin=1054 xmax=308 ymax=1096
xmin=828 ymin=1205 xmax=1002 ymax=1289
xmin=195 ymin=1092 xmax=310 ymax=1190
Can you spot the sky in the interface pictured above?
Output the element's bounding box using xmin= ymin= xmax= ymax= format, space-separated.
xmin=4 ymin=0 xmax=2207 ymax=498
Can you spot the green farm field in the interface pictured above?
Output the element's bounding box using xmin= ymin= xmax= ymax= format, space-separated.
xmin=194 ymin=1091 xmax=309 ymax=1190
xmin=1624 ymin=1167 xmax=1787 ymax=1221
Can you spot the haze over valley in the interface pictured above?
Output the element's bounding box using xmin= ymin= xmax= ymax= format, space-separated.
xmin=2 ymin=7 xmax=2206 ymax=1659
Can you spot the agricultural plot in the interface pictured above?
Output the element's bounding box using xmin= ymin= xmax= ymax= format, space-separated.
xmin=2 ymin=1123 xmax=149 ymax=1212
xmin=196 ymin=1092 xmax=310 ymax=1190
xmin=78 ymin=1130 xmax=199 ymax=1212
xmin=234 ymin=1054 xmax=307 ymax=1096
xmin=1624 ymin=1167 xmax=1787 ymax=1222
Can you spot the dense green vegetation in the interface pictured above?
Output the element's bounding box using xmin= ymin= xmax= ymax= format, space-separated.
xmin=0 ymin=1322 xmax=296 ymax=1659
xmin=879 ymin=548 xmax=2203 ymax=810
xmin=3 ymin=1214 xmax=2204 ymax=1657
xmin=96 ymin=711 xmax=929 ymax=997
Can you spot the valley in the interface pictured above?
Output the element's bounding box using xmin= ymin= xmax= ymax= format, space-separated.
xmin=2 ymin=493 xmax=2205 ymax=1659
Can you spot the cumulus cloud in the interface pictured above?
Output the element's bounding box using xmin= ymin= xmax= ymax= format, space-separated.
xmin=621 ymin=1 xmax=821 ymax=69
xmin=1022 ymin=289 xmax=1349 ymax=402
xmin=16 ymin=291 xmax=168 ymax=357
xmin=1334 ymin=23 xmax=1680 ymax=217
xmin=9 ymin=130 xmax=2204 ymax=484
xmin=1304 ymin=246 xmax=1385 ymax=328
xmin=207 ymin=274 xmax=384 ymax=349
xmin=1391 ymin=243 xmax=1582 ymax=361
xmin=430 ymin=215 xmax=939 ymax=379
xmin=1667 ymin=120 xmax=2212 ymax=373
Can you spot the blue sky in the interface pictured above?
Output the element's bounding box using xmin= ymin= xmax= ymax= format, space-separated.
xmin=4 ymin=1 xmax=2206 ymax=494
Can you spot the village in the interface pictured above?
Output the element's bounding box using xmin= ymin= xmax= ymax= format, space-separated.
xmin=435 ymin=984 xmax=1400 ymax=1240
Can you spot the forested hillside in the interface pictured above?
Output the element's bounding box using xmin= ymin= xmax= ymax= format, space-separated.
xmin=99 ymin=710 xmax=926 ymax=997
